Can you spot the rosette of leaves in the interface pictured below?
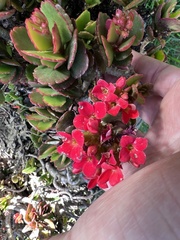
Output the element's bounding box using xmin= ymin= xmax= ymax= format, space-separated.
xmin=154 ymin=0 xmax=180 ymax=34
xmin=145 ymin=0 xmax=180 ymax=61
xmin=95 ymin=9 xmax=144 ymax=71
xmin=10 ymin=0 xmax=89 ymax=81
xmin=10 ymin=0 xmax=90 ymax=132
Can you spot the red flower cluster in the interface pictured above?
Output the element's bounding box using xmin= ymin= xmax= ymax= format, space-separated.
xmin=57 ymin=76 xmax=148 ymax=189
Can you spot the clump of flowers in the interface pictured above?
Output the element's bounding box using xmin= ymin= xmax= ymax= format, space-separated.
xmin=57 ymin=75 xmax=148 ymax=189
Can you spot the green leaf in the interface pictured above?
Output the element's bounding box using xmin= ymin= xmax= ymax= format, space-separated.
xmin=27 ymin=119 xmax=56 ymax=132
xmin=51 ymin=152 xmax=60 ymax=162
xmin=128 ymin=10 xmax=144 ymax=46
xmin=41 ymin=1 xmax=73 ymax=45
xmin=26 ymin=113 xmax=52 ymax=121
xmin=0 ymin=63 xmax=15 ymax=74
xmin=75 ymin=10 xmax=91 ymax=32
xmin=0 ymin=0 xmax=6 ymax=10
xmin=84 ymin=21 xmax=96 ymax=34
xmin=85 ymin=0 xmax=101 ymax=8
xmin=96 ymin=12 xmax=109 ymax=43
xmin=43 ymin=95 xmax=67 ymax=107
xmin=78 ymin=31 xmax=94 ymax=40
xmin=54 ymin=155 xmax=71 ymax=170
xmin=118 ymin=35 xmax=136 ymax=52
xmin=124 ymin=0 xmax=144 ymax=10
xmin=154 ymin=50 xmax=166 ymax=62
xmin=25 ymin=18 xmax=52 ymax=51
xmin=21 ymin=50 xmax=66 ymax=63
xmin=71 ymin=40 xmax=89 ymax=78
xmin=30 ymin=129 xmax=42 ymax=148
xmin=34 ymin=66 xmax=70 ymax=85
xmin=56 ymin=110 xmax=75 ymax=131
xmin=107 ymin=22 xmax=119 ymax=43
xmin=67 ymin=29 xmax=78 ymax=70
xmin=26 ymin=64 xmax=36 ymax=81
xmin=159 ymin=18 xmax=180 ymax=32
xmin=31 ymin=107 xmax=58 ymax=119
xmin=22 ymin=166 xmax=36 ymax=174
xmin=29 ymin=90 xmax=47 ymax=107
xmin=101 ymin=36 xmax=114 ymax=66
xmin=170 ymin=10 xmax=180 ymax=19
xmin=36 ymin=87 xmax=59 ymax=96
xmin=162 ymin=0 xmax=177 ymax=18
xmin=38 ymin=144 xmax=57 ymax=160
xmin=0 ymin=68 xmax=17 ymax=84
xmin=10 ymin=27 xmax=41 ymax=65
xmin=115 ymin=48 xmax=132 ymax=61
xmin=126 ymin=74 xmax=143 ymax=86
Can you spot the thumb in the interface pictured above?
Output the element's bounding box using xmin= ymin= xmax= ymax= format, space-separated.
xmin=48 ymin=152 xmax=180 ymax=240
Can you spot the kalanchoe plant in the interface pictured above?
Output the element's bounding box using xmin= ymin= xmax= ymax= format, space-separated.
xmin=9 ymin=0 xmax=146 ymax=163
xmin=57 ymin=75 xmax=149 ymax=189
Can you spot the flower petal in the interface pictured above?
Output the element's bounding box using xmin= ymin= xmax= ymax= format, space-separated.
xmin=87 ymin=118 xmax=100 ymax=133
xmin=94 ymin=101 xmax=107 ymax=119
xmin=73 ymin=115 xmax=88 ymax=131
xmin=119 ymin=147 xmax=130 ymax=162
xmin=133 ymin=137 xmax=148 ymax=151
xmin=88 ymin=178 xmax=98 ymax=189
xmin=69 ymin=145 xmax=83 ymax=162
xmin=78 ymin=101 xmax=93 ymax=117
xmin=109 ymin=168 xmax=123 ymax=186
xmin=57 ymin=142 xmax=71 ymax=156
xmin=57 ymin=131 xmax=71 ymax=141
xmin=120 ymin=135 xmax=135 ymax=147
xmin=98 ymin=169 xmax=111 ymax=184
xmin=72 ymin=129 xmax=84 ymax=147
xmin=82 ymin=161 xmax=97 ymax=178
xmin=130 ymin=149 xmax=146 ymax=167
xmin=117 ymin=97 xmax=128 ymax=109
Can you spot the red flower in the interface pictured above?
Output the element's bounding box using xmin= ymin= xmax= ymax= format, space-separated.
xmin=98 ymin=165 xmax=123 ymax=188
xmin=119 ymin=135 xmax=148 ymax=167
xmin=121 ymin=104 xmax=139 ymax=124
xmin=106 ymin=97 xmax=128 ymax=116
xmin=73 ymin=101 xmax=107 ymax=133
xmin=91 ymin=79 xmax=118 ymax=102
xmin=97 ymin=150 xmax=123 ymax=188
xmin=72 ymin=146 xmax=98 ymax=177
xmin=57 ymin=129 xmax=84 ymax=162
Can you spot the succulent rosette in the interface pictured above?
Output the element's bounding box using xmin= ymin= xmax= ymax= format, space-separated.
xmin=96 ymin=8 xmax=144 ymax=68
xmin=10 ymin=0 xmax=89 ymax=80
xmin=155 ymin=0 xmax=180 ymax=34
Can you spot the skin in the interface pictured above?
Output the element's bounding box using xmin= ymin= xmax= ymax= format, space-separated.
xmin=48 ymin=52 xmax=180 ymax=240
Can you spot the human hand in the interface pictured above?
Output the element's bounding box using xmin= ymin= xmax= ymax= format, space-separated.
xmin=132 ymin=52 xmax=180 ymax=162
xmin=47 ymin=54 xmax=180 ymax=240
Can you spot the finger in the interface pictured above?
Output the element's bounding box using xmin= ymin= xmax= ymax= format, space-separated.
xmin=132 ymin=51 xmax=180 ymax=97
xmin=49 ymin=152 xmax=180 ymax=240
